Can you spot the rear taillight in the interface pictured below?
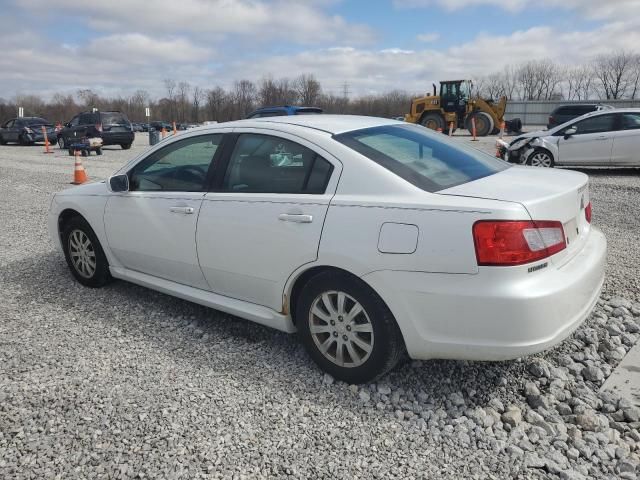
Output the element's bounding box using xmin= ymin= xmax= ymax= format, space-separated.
xmin=473 ymin=220 xmax=566 ymax=266
xmin=585 ymin=202 xmax=592 ymax=223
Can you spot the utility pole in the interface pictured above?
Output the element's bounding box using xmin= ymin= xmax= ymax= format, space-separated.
xmin=342 ymin=81 xmax=351 ymax=100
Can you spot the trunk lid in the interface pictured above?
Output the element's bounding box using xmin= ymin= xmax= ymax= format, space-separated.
xmin=440 ymin=166 xmax=591 ymax=266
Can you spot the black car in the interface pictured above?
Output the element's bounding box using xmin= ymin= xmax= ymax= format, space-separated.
xmin=57 ymin=111 xmax=134 ymax=150
xmin=547 ymin=104 xmax=613 ymax=129
xmin=149 ymin=121 xmax=173 ymax=132
xmin=0 ymin=117 xmax=57 ymax=145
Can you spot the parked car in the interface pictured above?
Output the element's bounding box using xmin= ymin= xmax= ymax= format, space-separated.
xmin=247 ymin=105 xmax=323 ymax=118
xmin=49 ymin=115 xmax=605 ymax=383
xmin=0 ymin=117 xmax=57 ymax=145
xmin=498 ymin=108 xmax=640 ymax=167
xmin=131 ymin=123 xmax=143 ymax=132
xmin=57 ymin=111 xmax=134 ymax=150
xmin=149 ymin=121 xmax=173 ymax=132
xmin=547 ymin=104 xmax=613 ymax=129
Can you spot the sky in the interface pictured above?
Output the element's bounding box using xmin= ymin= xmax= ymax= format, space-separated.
xmin=1 ymin=0 xmax=640 ymax=100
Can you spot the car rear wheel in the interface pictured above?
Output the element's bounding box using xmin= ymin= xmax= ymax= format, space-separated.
xmin=0 ymin=135 xmax=6 ymax=145
xmin=527 ymin=148 xmax=555 ymax=168
xmin=61 ymin=216 xmax=112 ymax=288
xmin=296 ymin=271 xmax=404 ymax=384
xmin=121 ymin=143 xmax=132 ymax=150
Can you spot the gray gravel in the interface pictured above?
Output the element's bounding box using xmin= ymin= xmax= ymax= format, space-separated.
xmin=1 ymin=134 xmax=639 ymax=479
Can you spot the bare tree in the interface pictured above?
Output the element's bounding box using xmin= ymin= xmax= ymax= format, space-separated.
xmin=232 ymin=80 xmax=256 ymax=118
xmin=176 ymin=81 xmax=191 ymax=123
xmin=163 ymin=78 xmax=177 ymax=120
xmin=565 ymin=66 xmax=594 ymax=100
xmin=592 ymin=51 xmax=635 ymax=99
xmin=191 ymin=85 xmax=205 ymax=123
xmin=295 ymin=74 xmax=322 ymax=105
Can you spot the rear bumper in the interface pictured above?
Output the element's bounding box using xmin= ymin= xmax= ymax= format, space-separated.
xmin=362 ymin=227 xmax=607 ymax=361
xmin=102 ymin=132 xmax=134 ymax=145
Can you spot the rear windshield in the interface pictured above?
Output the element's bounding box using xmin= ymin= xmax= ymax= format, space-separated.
xmin=334 ymin=124 xmax=509 ymax=192
xmin=101 ymin=112 xmax=129 ymax=125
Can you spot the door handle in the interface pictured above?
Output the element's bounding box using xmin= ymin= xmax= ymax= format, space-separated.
xmin=596 ymin=135 xmax=608 ymax=140
xmin=169 ymin=206 xmax=194 ymax=214
xmin=278 ymin=213 xmax=313 ymax=223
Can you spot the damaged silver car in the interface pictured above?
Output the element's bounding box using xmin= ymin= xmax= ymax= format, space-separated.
xmin=497 ymin=108 xmax=640 ymax=168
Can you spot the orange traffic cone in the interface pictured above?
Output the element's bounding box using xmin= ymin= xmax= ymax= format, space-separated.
xmin=71 ymin=151 xmax=89 ymax=185
xmin=42 ymin=126 xmax=53 ymax=154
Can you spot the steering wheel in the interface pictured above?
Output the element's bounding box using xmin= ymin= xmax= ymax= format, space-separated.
xmin=172 ymin=165 xmax=206 ymax=183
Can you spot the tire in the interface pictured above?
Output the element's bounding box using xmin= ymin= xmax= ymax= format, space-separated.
xmin=121 ymin=143 xmax=132 ymax=150
xmin=419 ymin=112 xmax=445 ymax=132
xmin=0 ymin=135 xmax=6 ymax=145
xmin=68 ymin=148 xmax=74 ymax=156
xmin=296 ymin=271 xmax=404 ymax=384
xmin=58 ymin=136 xmax=67 ymax=149
xmin=81 ymin=150 xmax=88 ymax=157
xmin=61 ymin=216 xmax=112 ymax=288
xmin=96 ymin=148 xmax=102 ymax=156
xmin=467 ymin=112 xmax=494 ymax=137
xmin=18 ymin=134 xmax=32 ymax=146
xmin=526 ymin=148 xmax=555 ymax=168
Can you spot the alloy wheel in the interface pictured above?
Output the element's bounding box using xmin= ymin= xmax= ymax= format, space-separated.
xmin=308 ymin=291 xmax=374 ymax=368
xmin=68 ymin=229 xmax=96 ymax=278
xmin=529 ymin=152 xmax=553 ymax=167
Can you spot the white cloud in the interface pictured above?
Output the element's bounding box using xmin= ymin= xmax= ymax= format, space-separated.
xmin=19 ymin=0 xmax=375 ymax=46
xmin=394 ymin=0 xmax=640 ymax=21
xmin=416 ymin=32 xmax=440 ymax=43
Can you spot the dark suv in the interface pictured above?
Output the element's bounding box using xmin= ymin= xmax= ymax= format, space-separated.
xmin=547 ymin=104 xmax=613 ymax=129
xmin=57 ymin=111 xmax=134 ymax=150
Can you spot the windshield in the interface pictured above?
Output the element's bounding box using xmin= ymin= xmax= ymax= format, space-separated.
xmin=334 ymin=124 xmax=509 ymax=192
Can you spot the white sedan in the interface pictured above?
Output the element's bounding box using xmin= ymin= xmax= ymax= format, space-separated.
xmin=499 ymin=108 xmax=640 ymax=167
xmin=49 ymin=115 xmax=606 ymax=383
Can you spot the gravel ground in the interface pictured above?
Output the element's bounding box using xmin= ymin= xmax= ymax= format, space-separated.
xmin=0 ymin=133 xmax=639 ymax=479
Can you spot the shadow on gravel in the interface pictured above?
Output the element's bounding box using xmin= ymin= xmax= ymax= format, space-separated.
xmin=4 ymin=250 xmax=523 ymax=410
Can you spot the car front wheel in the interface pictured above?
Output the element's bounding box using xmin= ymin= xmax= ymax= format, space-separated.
xmin=121 ymin=143 xmax=132 ymax=150
xmin=527 ymin=148 xmax=555 ymax=168
xmin=61 ymin=216 xmax=112 ymax=288
xmin=296 ymin=271 xmax=404 ymax=384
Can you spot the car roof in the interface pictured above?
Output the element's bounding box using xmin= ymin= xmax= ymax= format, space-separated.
xmin=228 ymin=114 xmax=400 ymax=134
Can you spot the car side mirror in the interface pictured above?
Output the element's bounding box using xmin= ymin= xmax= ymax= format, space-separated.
xmin=564 ymin=126 xmax=577 ymax=139
xmin=108 ymin=174 xmax=129 ymax=192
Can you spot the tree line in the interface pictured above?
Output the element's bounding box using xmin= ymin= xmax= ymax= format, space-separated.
xmin=1 ymin=51 xmax=639 ymax=124
xmin=475 ymin=51 xmax=640 ymax=101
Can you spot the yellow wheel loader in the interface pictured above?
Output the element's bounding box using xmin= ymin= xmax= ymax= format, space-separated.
xmin=404 ymin=80 xmax=522 ymax=136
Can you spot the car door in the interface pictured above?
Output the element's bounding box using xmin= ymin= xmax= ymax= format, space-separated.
xmin=556 ymin=113 xmax=616 ymax=165
xmin=611 ymin=112 xmax=640 ymax=166
xmin=104 ymin=133 xmax=226 ymax=289
xmin=63 ymin=115 xmax=80 ymax=143
xmin=196 ymin=130 xmax=341 ymax=311
xmin=3 ymin=119 xmax=17 ymax=142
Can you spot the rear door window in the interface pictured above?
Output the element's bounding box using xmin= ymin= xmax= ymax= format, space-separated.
xmin=221 ymin=134 xmax=333 ymax=194
xmin=621 ymin=113 xmax=640 ymax=130
xmin=78 ymin=113 xmax=96 ymax=125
